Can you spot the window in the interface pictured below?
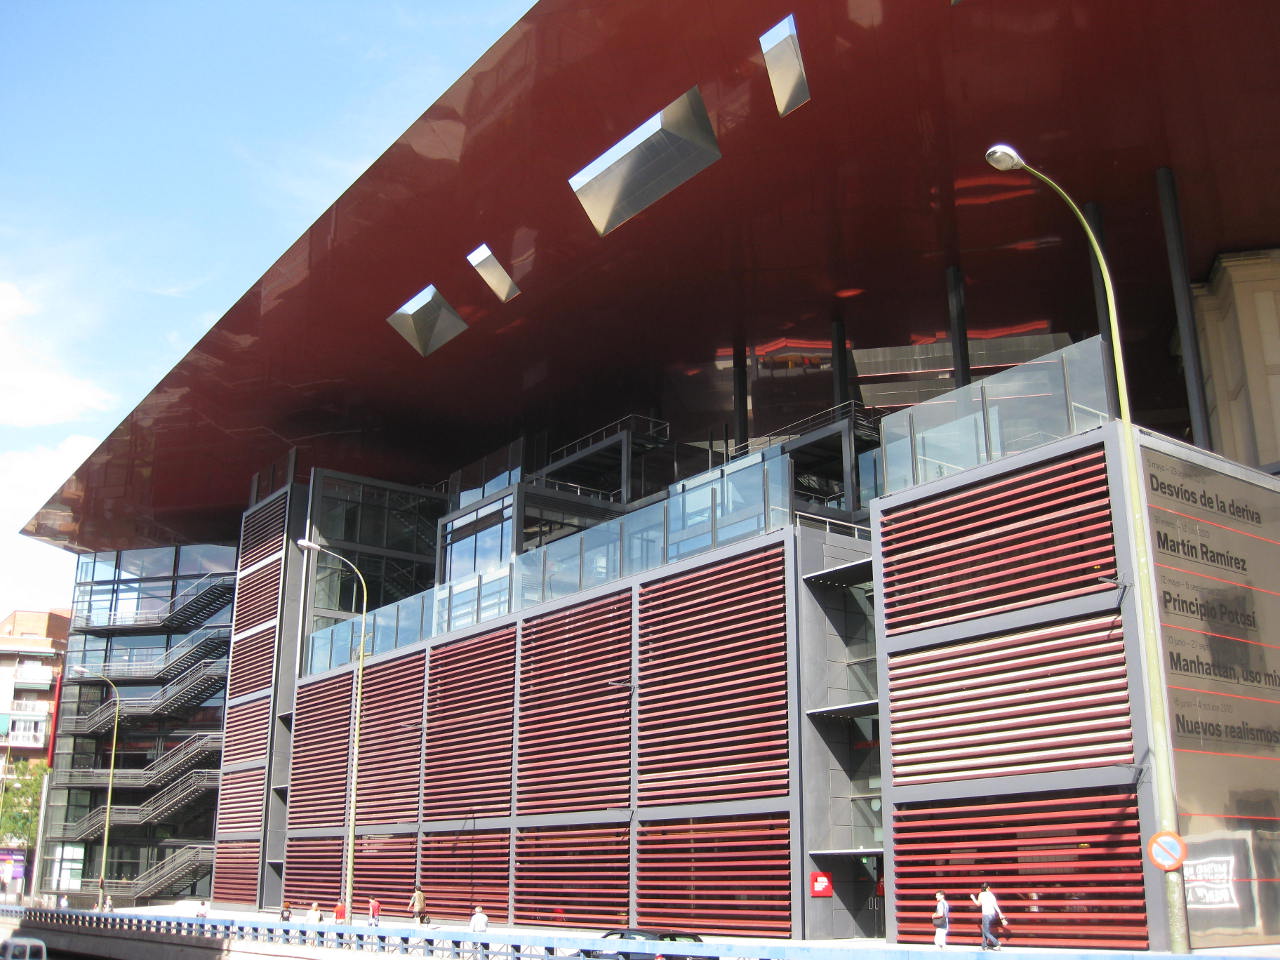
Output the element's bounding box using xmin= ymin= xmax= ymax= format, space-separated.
xmin=759 ymin=15 xmax=810 ymax=116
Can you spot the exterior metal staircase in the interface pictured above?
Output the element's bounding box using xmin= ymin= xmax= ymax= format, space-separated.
xmin=103 ymin=843 xmax=214 ymax=901
xmin=63 ymin=660 xmax=228 ymax=734
xmin=74 ymin=573 xmax=236 ymax=634
xmin=52 ymin=732 xmax=223 ymax=790
xmin=98 ymin=625 xmax=231 ymax=682
xmin=49 ymin=770 xmax=220 ymax=841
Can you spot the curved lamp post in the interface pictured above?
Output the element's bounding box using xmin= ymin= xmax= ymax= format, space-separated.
xmin=297 ymin=538 xmax=369 ymax=918
xmin=985 ymin=144 xmax=1188 ymax=952
xmin=71 ymin=665 xmax=121 ymax=911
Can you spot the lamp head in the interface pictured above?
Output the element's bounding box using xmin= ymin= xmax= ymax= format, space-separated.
xmin=297 ymin=538 xmax=321 ymax=552
xmin=985 ymin=143 xmax=1025 ymax=172
xmin=71 ymin=665 xmax=88 ymax=675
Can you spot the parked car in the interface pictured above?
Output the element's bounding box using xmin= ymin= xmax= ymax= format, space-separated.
xmin=0 ymin=937 xmax=46 ymax=960
xmin=579 ymin=928 xmax=704 ymax=960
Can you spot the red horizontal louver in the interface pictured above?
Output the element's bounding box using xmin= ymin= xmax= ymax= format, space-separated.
xmin=357 ymin=653 xmax=425 ymax=826
xmin=214 ymin=767 xmax=266 ymax=833
xmin=636 ymin=814 xmax=791 ymax=936
xmin=637 ymin=547 xmax=788 ymax=806
xmin=880 ymin=447 xmax=1116 ymax=635
xmin=284 ymin=836 xmax=344 ymax=910
xmin=893 ymin=789 xmax=1148 ymax=948
xmin=514 ymin=824 xmax=629 ymax=927
xmin=518 ymin=593 xmax=631 ymax=815
xmin=289 ymin=674 xmax=352 ymax=829
xmin=419 ymin=830 xmax=510 ymax=922
xmin=222 ymin=697 xmax=271 ymax=766
xmin=888 ymin=614 xmax=1134 ymax=784
xmin=239 ymin=494 xmax=288 ymax=571
xmin=212 ymin=839 xmax=260 ymax=905
xmin=227 ymin=624 xmax=277 ymax=700
xmin=231 ymin=558 xmax=283 ymax=637
xmin=423 ymin=628 xmax=515 ymax=821
xmin=352 ymin=833 xmax=418 ymax=919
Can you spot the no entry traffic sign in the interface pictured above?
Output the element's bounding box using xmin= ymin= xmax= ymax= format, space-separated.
xmin=1147 ymin=831 xmax=1187 ymax=871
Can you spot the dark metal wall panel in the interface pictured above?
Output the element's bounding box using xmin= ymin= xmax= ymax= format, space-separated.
xmin=216 ymin=767 xmax=266 ymax=833
xmin=212 ymin=839 xmax=261 ymax=905
xmin=239 ymin=495 xmax=288 ymax=570
xmin=223 ymin=697 xmax=272 ymax=766
xmin=283 ymin=836 xmax=344 ymax=909
xmin=636 ymin=814 xmax=791 ymax=936
xmin=636 ymin=547 xmax=788 ymax=805
xmin=888 ymin=614 xmax=1134 ymax=784
xmin=357 ymin=653 xmax=426 ymax=826
xmin=420 ymin=829 xmax=510 ymax=922
xmin=880 ymin=448 xmax=1116 ymax=635
xmin=893 ymin=789 xmax=1148 ymax=949
xmin=352 ymin=834 xmax=418 ymax=919
xmin=518 ymin=593 xmax=631 ymax=815
xmin=513 ymin=824 xmax=629 ymax=927
xmin=423 ymin=627 xmax=516 ymax=820
xmin=289 ymin=674 xmax=352 ymax=829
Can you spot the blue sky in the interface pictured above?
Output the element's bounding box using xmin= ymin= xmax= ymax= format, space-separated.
xmin=0 ymin=0 xmax=531 ymax=617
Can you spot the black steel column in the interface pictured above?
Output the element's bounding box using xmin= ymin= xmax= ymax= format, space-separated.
xmin=1157 ymin=167 xmax=1212 ymax=449
xmin=832 ymin=305 xmax=851 ymax=408
xmin=947 ymin=265 xmax=971 ymax=387
xmin=732 ymin=330 xmax=749 ymax=450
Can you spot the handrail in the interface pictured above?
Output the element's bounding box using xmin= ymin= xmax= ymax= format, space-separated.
xmin=63 ymin=660 xmax=228 ymax=733
xmin=102 ymin=844 xmax=214 ymax=899
xmin=795 ymin=511 xmax=873 ymax=541
xmin=92 ymin=625 xmax=231 ymax=681
xmin=50 ymin=770 xmax=220 ymax=841
xmin=52 ymin=733 xmax=223 ymax=789
xmin=548 ymin=414 xmax=670 ymax=464
xmin=72 ymin=573 xmax=235 ymax=631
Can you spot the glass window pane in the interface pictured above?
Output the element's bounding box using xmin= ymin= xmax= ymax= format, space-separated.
xmin=622 ymin=503 xmax=665 ymax=576
xmin=985 ymin=359 xmax=1068 ymax=459
xmin=544 ymin=536 xmax=581 ymax=600
xmin=117 ymin=547 xmax=175 ymax=580
xmin=582 ymin=519 xmax=621 ymax=588
xmin=177 ymin=544 xmax=236 ymax=576
xmin=395 ymin=596 xmax=423 ymax=648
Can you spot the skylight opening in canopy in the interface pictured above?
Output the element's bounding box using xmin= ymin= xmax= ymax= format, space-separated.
xmin=466 ymin=244 xmax=521 ymax=303
xmin=386 ymin=284 xmax=468 ymax=358
xmin=760 ymin=14 xmax=810 ymax=116
xmin=568 ymin=87 xmax=722 ymax=237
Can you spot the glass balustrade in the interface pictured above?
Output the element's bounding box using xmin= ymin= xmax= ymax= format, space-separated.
xmin=304 ymin=451 xmax=793 ymax=674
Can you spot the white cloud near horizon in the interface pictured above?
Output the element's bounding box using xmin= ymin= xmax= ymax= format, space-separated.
xmin=0 ymin=280 xmax=117 ymax=427
xmin=0 ymin=434 xmax=99 ymax=617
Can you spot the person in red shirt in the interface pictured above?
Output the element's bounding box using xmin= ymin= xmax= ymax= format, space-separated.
xmin=334 ymin=900 xmax=348 ymax=923
xmin=369 ymin=897 xmax=382 ymax=926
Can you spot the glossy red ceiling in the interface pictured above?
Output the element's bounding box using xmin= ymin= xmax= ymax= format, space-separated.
xmin=26 ymin=0 xmax=1280 ymax=552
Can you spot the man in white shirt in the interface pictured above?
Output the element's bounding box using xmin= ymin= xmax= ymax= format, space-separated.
xmin=470 ymin=904 xmax=490 ymax=959
xmin=969 ymin=883 xmax=1007 ymax=950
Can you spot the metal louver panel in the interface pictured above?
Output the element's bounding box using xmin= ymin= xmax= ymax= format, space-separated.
xmin=227 ymin=624 xmax=277 ymax=700
xmin=215 ymin=767 xmax=266 ymax=833
xmin=888 ymin=615 xmax=1134 ymax=784
xmin=222 ymin=697 xmax=271 ymax=766
xmin=518 ymin=593 xmax=631 ymax=815
xmin=637 ymin=814 xmax=790 ymax=936
xmin=514 ymin=824 xmax=629 ymax=927
xmin=289 ymin=674 xmax=352 ymax=829
xmin=232 ymin=559 xmax=284 ymax=636
xmin=239 ymin=494 xmax=287 ymax=570
xmin=893 ymin=789 xmax=1148 ymax=948
xmin=352 ymin=833 xmax=417 ymax=919
xmin=284 ymin=836 xmax=344 ymax=908
xmin=637 ymin=547 xmax=788 ymax=805
xmin=423 ymin=628 xmax=515 ymax=820
xmin=880 ymin=447 xmax=1116 ymax=635
xmin=357 ymin=653 xmax=425 ymax=826
xmin=420 ymin=830 xmax=510 ymax=922
xmin=212 ymin=839 xmax=261 ymax=905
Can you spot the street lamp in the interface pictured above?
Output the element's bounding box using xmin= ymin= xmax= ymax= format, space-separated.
xmin=71 ymin=665 xmax=121 ymax=911
xmin=296 ymin=537 xmax=369 ymax=918
xmin=985 ymin=144 xmax=1188 ymax=952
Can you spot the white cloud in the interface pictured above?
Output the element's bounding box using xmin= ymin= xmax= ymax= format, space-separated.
xmin=0 ymin=434 xmax=99 ymax=617
xmin=0 ymin=280 xmax=116 ymax=427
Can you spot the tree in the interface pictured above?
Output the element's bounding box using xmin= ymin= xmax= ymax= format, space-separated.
xmin=0 ymin=759 xmax=48 ymax=849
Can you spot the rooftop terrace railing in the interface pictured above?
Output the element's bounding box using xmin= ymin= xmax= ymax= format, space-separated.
xmin=306 ymin=451 xmax=791 ymax=675
xmin=879 ymin=335 xmax=1112 ymax=494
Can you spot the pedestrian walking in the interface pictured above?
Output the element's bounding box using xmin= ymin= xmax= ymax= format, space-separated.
xmin=280 ymin=901 xmax=292 ymax=921
xmin=470 ymin=904 xmax=489 ymax=960
xmin=369 ymin=897 xmax=381 ymax=926
xmin=334 ymin=899 xmax=348 ymax=923
xmin=408 ymin=886 xmax=430 ymax=924
xmin=931 ymin=890 xmax=949 ymax=948
xmin=969 ymin=882 xmax=1007 ymax=950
